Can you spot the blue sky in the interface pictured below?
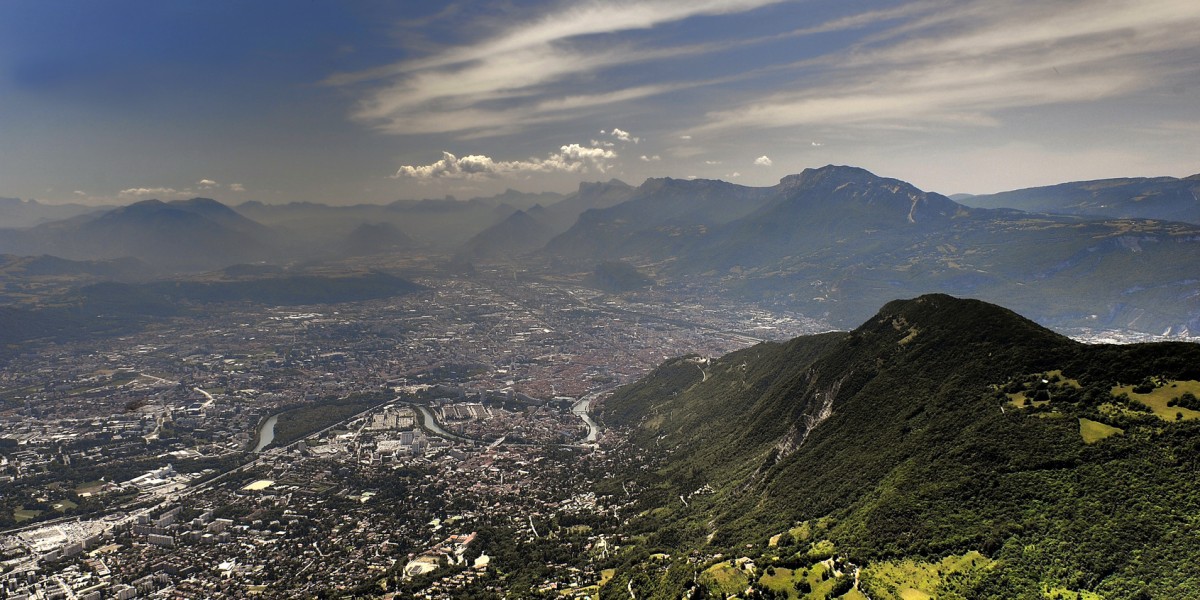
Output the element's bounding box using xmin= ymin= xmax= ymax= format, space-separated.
xmin=1 ymin=0 xmax=1198 ymax=205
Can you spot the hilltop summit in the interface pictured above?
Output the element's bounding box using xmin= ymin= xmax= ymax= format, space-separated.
xmin=601 ymin=294 xmax=1200 ymax=597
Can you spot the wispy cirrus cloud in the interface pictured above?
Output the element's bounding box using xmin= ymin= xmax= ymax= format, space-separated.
xmin=328 ymin=0 xmax=787 ymax=138
xmin=696 ymin=0 xmax=1200 ymax=134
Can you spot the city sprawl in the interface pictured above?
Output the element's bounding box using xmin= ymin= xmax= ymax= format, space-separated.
xmin=0 ymin=271 xmax=823 ymax=598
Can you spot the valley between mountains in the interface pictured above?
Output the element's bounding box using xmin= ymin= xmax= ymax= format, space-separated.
xmin=3 ymin=167 xmax=1199 ymax=599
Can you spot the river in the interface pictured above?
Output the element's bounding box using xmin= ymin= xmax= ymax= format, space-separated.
xmin=253 ymin=415 xmax=278 ymax=453
xmin=572 ymin=396 xmax=601 ymax=443
xmin=411 ymin=404 xmax=474 ymax=443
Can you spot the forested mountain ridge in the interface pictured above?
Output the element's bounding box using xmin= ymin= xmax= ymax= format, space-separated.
xmin=959 ymin=174 xmax=1200 ymax=224
xmin=598 ymin=294 xmax=1200 ymax=599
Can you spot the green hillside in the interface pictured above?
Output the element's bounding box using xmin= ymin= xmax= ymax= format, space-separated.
xmin=598 ymin=294 xmax=1200 ymax=599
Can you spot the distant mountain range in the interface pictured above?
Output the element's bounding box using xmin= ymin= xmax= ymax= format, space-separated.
xmin=457 ymin=209 xmax=558 ymax=260
xmin=0 ymin=197 xmax=274 ymax=270
xmin=958 ymin=173 xmax=1200 ymax=224
xmin=600 ymin=294 xmax=1200 ymax=598
xmin=0 ymin=189 xmax=562 ymax=269
xmin=1 ymin=167 xmax=1197 ymax=335
xmin=0 ymin=197 xmax=116 ymax=228
xmin=457 ymin=179 xmax=634 ymax=259
xmin=236 ymin=188 xmax=566 ymax=251
xmin=541 ymin=166 xmax=1200 ymax=335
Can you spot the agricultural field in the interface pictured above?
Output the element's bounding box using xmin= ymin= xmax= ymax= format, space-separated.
xmin=74 ymin=480 xmax=107 ymax=495
xmin=772 ymin=522 xmax=812 ymax=545
xmin=13 ymin=507 xmax=43 ymax=522
xmin=859 ymin=551 xmax=991 ymax=600
xmin=1112 ymin=379 xmax=1200 ymax=421
xmin=1007 ymin=370 xmax=1079 ymax=408
xmin=700 ymin=560 xmax=751 ymax=596
xmin=50 ymin=499 xmax=77 ymax=512
xmin=1079 ymin=418 xmax=1123 ymax=444
xmin=756 ymin=561 xmax=847 ymax=599
xmin=1043 ymin=586 xmax=1104 ymax=600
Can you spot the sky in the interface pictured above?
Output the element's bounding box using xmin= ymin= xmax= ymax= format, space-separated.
xmin=1 ymin=0 xmax=1198 ymax=206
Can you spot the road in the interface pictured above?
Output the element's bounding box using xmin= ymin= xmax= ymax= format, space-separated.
xmin=194 ymin=387 xmax=215 ymax=409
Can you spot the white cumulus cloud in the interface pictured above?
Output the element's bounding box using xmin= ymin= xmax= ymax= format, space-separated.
xmin=554 ymin=143 xmax=618 ymax=165
xmin=393 ymin=144 xmax=618 ymax=180
xmin=753 ymin=155 xmax=773 ymax=166
xmin=640 ymin=154 xmax=661 ymax=162
xmin=229 ymin=183 xmax=246 ymax=192
xmin=197 ymin=179 xmax=218 ymax=188
xmin=119 ymin=187 xmax=178 ymax=198
xmin=607 ymin=128 xmax=640 ymax=143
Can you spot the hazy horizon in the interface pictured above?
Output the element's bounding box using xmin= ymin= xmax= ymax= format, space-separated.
xmin=2 ymin=0 xmax=1198 ymax=206
xmin=10 ymin=164 xmax=1200 ymax=210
